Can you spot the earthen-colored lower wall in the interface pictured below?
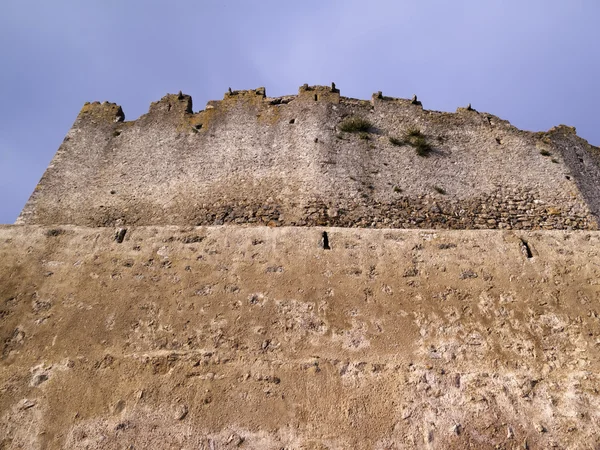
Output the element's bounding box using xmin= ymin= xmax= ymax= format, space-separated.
xmin=1 ymin=226 xmax=599 ymax=449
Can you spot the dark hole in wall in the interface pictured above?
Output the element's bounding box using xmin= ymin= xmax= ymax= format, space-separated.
xmin=194 ymin=124 xmax=203 ymax=129
xmin=46 ymin=229 xmax=64 ymax=237
xmin=322 ymin=231 xmax=330 ymax=250
xmin=520 ymin=238 xmax=533 ymax=258
xmin=115 ymin=228 xmax=127 ymax=244
xmin=314 ymin=94 xmax=318 ymax=101
xmin=289 ymin=119 xmax=295 ymax=124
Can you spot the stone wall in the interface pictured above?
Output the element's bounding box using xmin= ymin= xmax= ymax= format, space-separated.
xmin=17 ymin=85 xmax=600 ymax=229
xmin=1 ymin=225 xmax=600 ymax=449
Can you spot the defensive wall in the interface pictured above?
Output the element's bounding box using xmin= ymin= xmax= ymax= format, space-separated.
xmin=1 ymin=226 xmax=600 ymax=449
xmin=2 ymin=85 xmax=600 ymax=449
xmin=16 ymin=85 xmax=600 ymax=230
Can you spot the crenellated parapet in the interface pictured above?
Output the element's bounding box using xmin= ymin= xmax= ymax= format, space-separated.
xmin=224 ymin=86 xmax=266 ymax=99
xmin=71 ymin=84 xmax=512 ymax=130
xmin=78 ymin=101 xmax=125 ymax=123
xmin=371 ymin=91 xmax=423 ymax=108
xmin=148 ymin=91 xmax=193 ymax=115
xmin=297 ymin=83 xmax=341 ymax=103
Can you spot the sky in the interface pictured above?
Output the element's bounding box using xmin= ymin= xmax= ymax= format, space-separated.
xmin=1 ymin=0 xmax=599 ymax=224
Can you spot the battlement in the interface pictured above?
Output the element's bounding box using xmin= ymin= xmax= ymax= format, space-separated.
xmin=17 ymin=84 xmax=600 ymax=230
xmin=71 ymin=85 xmax=526 ymax=130
xmin=78 ymin=101 xmax=125 ymax=123
xmin=224 ymin=86 xmax=266 ymax=99
xmin=148 ymin=92 xmax=193 ymax=115
xmin=297 ymin=83 xmax=341 ymax=103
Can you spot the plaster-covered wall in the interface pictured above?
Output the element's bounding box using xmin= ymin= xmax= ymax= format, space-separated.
xmin=1 ymin=225 xmax=599 ymax=448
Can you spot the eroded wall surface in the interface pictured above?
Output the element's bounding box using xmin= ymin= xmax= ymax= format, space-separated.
xmin=17 ymin=86 xmax=600 ymax=229
xmin=1 ymin=225 xmax=599 ymax=449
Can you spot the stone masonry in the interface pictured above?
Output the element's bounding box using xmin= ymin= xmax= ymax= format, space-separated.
xmin=2 ymin=85 xmax=600 ymax=450
xmin=16 ymin=85 xmax=600 ymax=230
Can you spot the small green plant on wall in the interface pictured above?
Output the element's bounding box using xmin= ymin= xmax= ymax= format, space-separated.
xmin=404 ymin=127 xmax=432 ymax=157
xmin=339 ymin=116 xmax=372 ymax=133
xmin=389 ymin=136 xmax=403 ymax=146
xmin=389 ymin=127 xmax=433 ymax=156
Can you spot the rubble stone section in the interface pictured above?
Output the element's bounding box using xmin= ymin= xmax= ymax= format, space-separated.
xmin=16 ymin=85 xmax=600 ymax=230
xmin=1 ymin=225 xmax=600 ymax=449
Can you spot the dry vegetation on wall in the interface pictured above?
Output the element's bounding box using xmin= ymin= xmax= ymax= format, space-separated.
xmin=338 ymin=116 xmax=373 ymax=133
xmin=388 ymin=127 xmax=434 ymax=157
xmin=404 ymin=127 xmax=433 ymax=157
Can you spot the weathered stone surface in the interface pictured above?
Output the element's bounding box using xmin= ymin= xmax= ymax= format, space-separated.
xmin=4 ymin=85 xmax=600 ymax=449
xmin=15 ymin=87 xmax=600 ymax=230
xmin=1 ymin=225 xmax=600 ymax=449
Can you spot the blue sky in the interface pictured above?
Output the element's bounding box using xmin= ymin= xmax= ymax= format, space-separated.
xmin=1 ymin=1 xmax=599 ymax=224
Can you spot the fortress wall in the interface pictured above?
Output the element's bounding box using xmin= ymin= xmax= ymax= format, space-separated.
xmin=547 ymin=125 xmax=600 ymax=219
xmin=16 ymin=86 xmax=600 ymax=229
xmin=1 ymin=225 xmax=600 ymax=448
